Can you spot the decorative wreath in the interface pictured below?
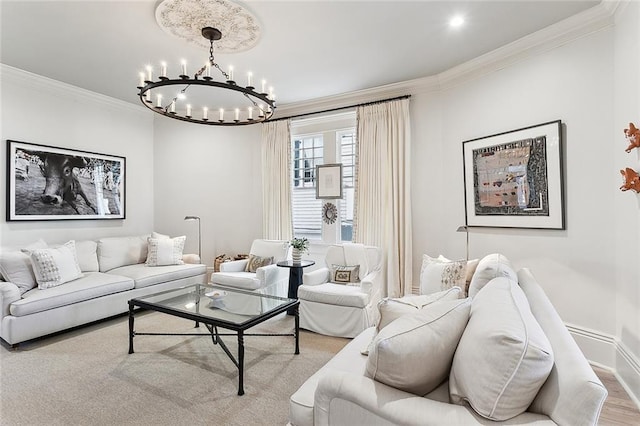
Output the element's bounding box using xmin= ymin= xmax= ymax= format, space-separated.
xmin=322 ymin=202 xmax=338 ymax=224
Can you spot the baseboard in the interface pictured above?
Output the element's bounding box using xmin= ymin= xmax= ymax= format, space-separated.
xmin=566 ymin=323 xmax=640 ymax=409
xmin=615 ymin=341 xmax=640 ymax=409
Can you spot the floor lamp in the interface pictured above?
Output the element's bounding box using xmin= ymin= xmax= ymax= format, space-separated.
xmin=184 ymin=215 xmax=201 ymax=262
xmin=456 ymin=225 xmax=469 ymax=261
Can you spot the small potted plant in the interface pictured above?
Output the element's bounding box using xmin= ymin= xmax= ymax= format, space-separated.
xmin=290 ymin=237 xmax=309 ymax=264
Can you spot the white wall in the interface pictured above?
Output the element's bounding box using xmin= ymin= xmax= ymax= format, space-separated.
xmin=0 ymin=65 xmax=155 ymax=247
xmin=409 ymin=12 xmax=639 ymax=401
xmin=612 ymin=0 xmax=640 ymax=402
xmin=413 ymin=27 xmax=617 ymax=333
xmin=152 ymin=117 xmax=262 ymax=266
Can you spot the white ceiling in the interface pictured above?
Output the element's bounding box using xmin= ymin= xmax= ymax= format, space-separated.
xmin=1 ymin=0 xmax=600 ymax=110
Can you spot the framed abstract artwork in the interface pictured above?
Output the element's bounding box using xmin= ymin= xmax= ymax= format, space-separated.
xmin=462 ymin=120 xmax=564 ymax=229
xmin=6 ymin=140 xmax=126 ymax=221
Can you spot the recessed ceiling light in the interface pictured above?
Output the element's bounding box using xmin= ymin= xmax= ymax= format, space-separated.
xmin=450 ymin=15 xmax=465 ymax=28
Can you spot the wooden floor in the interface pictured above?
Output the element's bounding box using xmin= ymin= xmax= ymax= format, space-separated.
xmin=594 ymin=367 xmax=640 ymax=425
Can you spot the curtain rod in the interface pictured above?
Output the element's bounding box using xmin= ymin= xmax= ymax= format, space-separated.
xmin=269 ymin=94 xmax=411 ymax=122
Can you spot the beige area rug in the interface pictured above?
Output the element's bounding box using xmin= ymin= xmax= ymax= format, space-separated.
xmin=0 ymin=311 xmax=349 ymax=425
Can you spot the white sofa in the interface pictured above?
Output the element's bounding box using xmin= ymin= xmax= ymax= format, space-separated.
xmin=0 ymin=235 xmax=206 ymax=347
xmin=289 ymin=266 xmax=608 ymax=426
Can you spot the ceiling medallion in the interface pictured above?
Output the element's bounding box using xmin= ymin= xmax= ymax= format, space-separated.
xmin=155 ymin=0 xmax=261 ymax=53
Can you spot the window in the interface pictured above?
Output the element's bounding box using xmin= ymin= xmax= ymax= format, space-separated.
xmin=291 ymin=112 xmax=357 ymax=243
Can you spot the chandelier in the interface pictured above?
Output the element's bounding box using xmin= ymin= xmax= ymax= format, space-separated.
xmin=137 ymin=27 xmax=276 ymax=126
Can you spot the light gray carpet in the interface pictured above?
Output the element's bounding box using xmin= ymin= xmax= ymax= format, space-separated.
xmin=0 ymin=311 xmax=349 ymax=425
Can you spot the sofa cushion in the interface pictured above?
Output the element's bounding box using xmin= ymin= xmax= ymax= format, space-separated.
xmin=467 ymin=253 xmax=516 ymax=298
xmin=330 ymin=264 xmax=360 ymax=284
xmin=289 ymin=326 xmax=375 ymax=426
xmin=9 ymin=272 xmax=134 ymax=316
xmin=107 ymin=263 xmax=206 ymax=289
xmin=449 ymin=277 xmax=554 ymax=421
xmin=298 ymin=283 xmax=369 ymax=308
xmin=28 ymin=240 xmax=82 ymax=289
xmin=377 ymin=287 xmax=462 ymax=332
xmin=366 ymin=298 xmax=471 ymax=396
xmin=146 ymin=236 xmax=185 ymax=267
xmin=0 ymin=240 xmax=47 ymax=294
xmin=211 ymin=272 xmax=262 ymax=290
xmin=75 ymin=240 xmax=99 ymax=272
xmin=97 ymin=235 xmax=149 ymax=272
xmin=420 ymin=254 xmax=467 ymax=295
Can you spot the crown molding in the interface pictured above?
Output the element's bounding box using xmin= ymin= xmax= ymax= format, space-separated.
xmin=437 ymin=0 xmax=616 ymax=90
xmin=277 ymin=1 xmax=617 ymax=118
xmin=1 ymin=64 xmax=150 ymax=117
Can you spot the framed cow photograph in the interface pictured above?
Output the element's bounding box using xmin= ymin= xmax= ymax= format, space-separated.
xmin=6 ymin=140 xmax=126 ymax=221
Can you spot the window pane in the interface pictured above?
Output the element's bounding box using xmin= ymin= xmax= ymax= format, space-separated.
xmin=338 ymin=131 xmax=356 ymax=242
xmin=291 ymin=134 xmax=323 ymax=239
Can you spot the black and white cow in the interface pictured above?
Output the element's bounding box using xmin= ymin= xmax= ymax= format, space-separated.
xmin=35 ymin=153 xmax=97 ymax=214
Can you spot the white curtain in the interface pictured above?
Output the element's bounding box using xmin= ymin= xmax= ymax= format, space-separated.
xmin=261 ymin=120 xmax=293 ymax=240
xmin=354 ymin=98 xmax=412 ymax=298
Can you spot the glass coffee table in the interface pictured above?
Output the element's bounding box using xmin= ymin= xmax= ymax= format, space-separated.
xmin=128 ymin=283 xmax=299 ymax=395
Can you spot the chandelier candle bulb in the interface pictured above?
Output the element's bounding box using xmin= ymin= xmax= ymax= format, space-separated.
xmin=247 ymin=72 xmax=253 ymax=88
xmin=160 ymin=62 xmax=167 ymax=78
xmin=248 ymin=107 xmax=253 ymax=120
xmin=181 ymin=60 xmax=187 ymax=76
xmin=156 ymin=94 xmax=162 ymax=108
xmin=138 ymin=72 xmax=145 ymax=88
xmin=235 ymin=108 xmax=239 ymax=121
xmin=203 ymin=107 xmax=208 ymax=120
xmin=205 ymin=62 xmax=211 ymax=78
xmin=228 ymin=66 xmax=234 ymax=82
xmin=219 ymin=108 xmax=224 ymax=121
xmin=146 ymin=66 xmax=152 ymax=82
xmin=186 ymin=104 xmax=192 ymax=117
xmin=261 ymin=80 xmax=266 ymax=93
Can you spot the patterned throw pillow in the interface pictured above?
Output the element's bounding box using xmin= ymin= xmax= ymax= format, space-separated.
xmin=420 ymin=255 xmax=467 ymax=295
xmin=28 ymin=240 xmax=82 ymax=289
xmin=330 ymin=264 xmax=360 ymax=284
xmin=146 ymin=236 xmax=185 ymax=267
xmin=244 ymin=254 xmax=274 ymax=273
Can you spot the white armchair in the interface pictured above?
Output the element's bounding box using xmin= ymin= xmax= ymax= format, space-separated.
xmin=298 ymin=244 xmax=383 ymax=338
xmin=210 ymin=240 xmax=290 ymax=309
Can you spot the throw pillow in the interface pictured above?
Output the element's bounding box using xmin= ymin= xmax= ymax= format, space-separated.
xmin=330 ymin=264 xmax=360 ymax=284
xmin=377 ymin=287 xmax=462 ymax=332
xmin=419 ymin=255 xmax=466 ymax=295
xmin=467 ymin=253 xmax=517 ymax=298
xmin=0 ymin=239 xmax=48 ymax=294
xmin=438 ymin=255 xmax=479 ymax=296
xmin=366 ymin=298 xmax=471 ymax=396
xmin=28 ymin=240 xmax=82 ymax=289
xmin=449 ymin=277 xmax=554 ymax=421
xmin=98 ymin=235 xmax=149 ymax=272
xmin=146 ymin=236 xmax=186 ymax=267
xmin=75 ymin=240 xmax=99 ymax=272
xmin=244 ymin=254 xmax=274 ymax=273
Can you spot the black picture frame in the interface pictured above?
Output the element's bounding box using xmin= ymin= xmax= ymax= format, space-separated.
xmin=462 ymin=120 xmax=564 ymax=229
xmin=6 ymin=140 xmax=126 ymax=221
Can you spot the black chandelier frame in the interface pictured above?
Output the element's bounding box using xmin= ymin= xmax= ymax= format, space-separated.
xmin=137 ymin=27 xmax=276 ymax=126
